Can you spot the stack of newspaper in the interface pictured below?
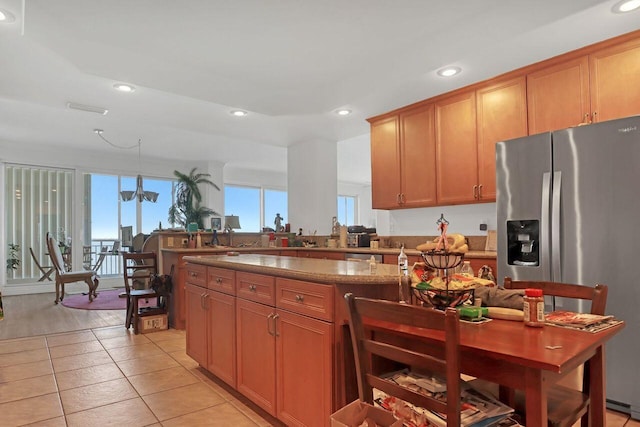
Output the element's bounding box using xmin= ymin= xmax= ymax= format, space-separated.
xmin=373 ymin=370 xmax=518 ymax=427
xmin=545 ymin=311 xmax=623 ymax=333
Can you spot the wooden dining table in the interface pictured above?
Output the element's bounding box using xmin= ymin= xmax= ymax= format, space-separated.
xmin=364 ymin=315 xmax=624 ymax=427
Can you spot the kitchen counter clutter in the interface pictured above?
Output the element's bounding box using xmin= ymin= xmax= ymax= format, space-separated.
xmin=182 ymin=253 xmax=399 ymax=427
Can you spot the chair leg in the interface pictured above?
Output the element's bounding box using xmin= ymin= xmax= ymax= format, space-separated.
xmin=132 ymin=299 xmax=140 ymax=334
xmin=54 ymin=280 xmax=60 ymax=304
xmin=125 ymin=297 xmax=133 ymax=329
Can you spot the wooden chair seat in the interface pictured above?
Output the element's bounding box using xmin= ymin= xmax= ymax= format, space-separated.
xmin=46 ymin=232 xmax=98 ymax=304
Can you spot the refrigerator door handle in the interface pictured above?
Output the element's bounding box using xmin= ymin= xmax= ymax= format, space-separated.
xmin=551 ymin=172 xmax=562 ymax=282
xmin=541 ymin=172 xmax=552 ymax=282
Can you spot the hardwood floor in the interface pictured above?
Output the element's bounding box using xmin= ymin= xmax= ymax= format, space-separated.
xmin=0 ymin=292 xmax=124 ymax=340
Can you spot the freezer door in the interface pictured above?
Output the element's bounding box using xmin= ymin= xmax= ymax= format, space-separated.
xmin=496 ymin=132 xmax=552 ymax=284
xmin=553 ymin=115 xmax=640 ymax=416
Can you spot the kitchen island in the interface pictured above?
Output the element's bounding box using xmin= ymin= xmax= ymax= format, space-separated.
xmin=182 ymin=253 xmax=398 ymax=427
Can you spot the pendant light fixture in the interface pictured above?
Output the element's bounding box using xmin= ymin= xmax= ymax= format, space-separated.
xmin=94 ymin=129 xmax=159 ymax=203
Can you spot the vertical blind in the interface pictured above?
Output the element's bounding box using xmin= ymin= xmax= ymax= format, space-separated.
xmin=5 ymin=164 xmax=73 ymax=282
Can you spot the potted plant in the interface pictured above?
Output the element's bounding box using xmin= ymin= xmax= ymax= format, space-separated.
xmin=168 ymin=168 xmax=220 ymax=229
xmin=6 ymin=243 xmax=20 ymax=277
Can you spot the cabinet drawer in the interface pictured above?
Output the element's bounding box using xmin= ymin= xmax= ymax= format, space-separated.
xmin=207 ymin=267 xmax=236 ymax=295
xmin=276 ymin=278 xmax=334 ymax=322
xmin=185 ymin=263 xmax=207 ymax=287
xmin=237 ymin=272 xmax=275 ymax=306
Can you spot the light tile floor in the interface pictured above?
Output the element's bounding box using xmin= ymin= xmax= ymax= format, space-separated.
xmin=1 ymin=326 xmax=638 ymax=426
xmin=0 ymin=327 xmax=283 ymax=427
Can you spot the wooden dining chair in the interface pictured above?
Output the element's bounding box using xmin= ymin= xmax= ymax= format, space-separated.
xmin=122 ymin=252 xmax=164 ymax=334
xmin=344 ymin=293 xmax=462 ymax=426
xmin=30 ymin=247 xmax=54 ymax=281
xmin=46 ymin=232 xmax=99 ymax=304
xmin=503 ymin=277 xmax=609 ymax=427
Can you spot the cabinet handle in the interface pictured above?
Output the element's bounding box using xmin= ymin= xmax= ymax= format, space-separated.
xmin=267 ymin=313 xmax=274 ymax=336
xmin=472 ymin=185 xmax=478 ymax=199
xmin=248 ymin=284 xmax=257 ymax=292
xmin=190 ymin=272 xmax=198 ymax=278
xmin=400 ymin=193 xmax=405 ymax=204
xmin=200 ymin=293 xmax=205 ymax=310
xmin=295 ymin=294 xmax=304 ymax=303
xmin=592 ymin=111 xmax=598 ymax=123
xmin=273 ymin=313 xmax=280 ymax=337
xmin=582 ymin=113 xmax=591 ymax=125
xmin=215 ymin=277 xmax=222 ymax=284
xmin=478 ymin=184 xmax=483 ymax=199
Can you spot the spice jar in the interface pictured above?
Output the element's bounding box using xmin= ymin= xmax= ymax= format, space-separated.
xmin=523 ymin=288 xmax=545 ymax=327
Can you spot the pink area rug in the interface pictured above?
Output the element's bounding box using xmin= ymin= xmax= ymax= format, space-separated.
xmin=61 ymin=289 xmax=155 ymax=310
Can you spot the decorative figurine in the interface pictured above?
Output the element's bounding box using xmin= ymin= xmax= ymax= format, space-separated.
xmin=331 ymin=216 xmax=341 ymax=236
xmin=274 ymin=213 xmax=284 ymax=232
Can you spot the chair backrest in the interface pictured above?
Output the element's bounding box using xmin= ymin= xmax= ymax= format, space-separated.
xmin=344 ymin=293 xmax=461 ymax=426
xmin=122 ymin=252 xmax=158 ymax=293
xmin=503 ymin=277 xmax=608 ymax=315
xmin=46 ymin=232 xmax=66 ymax=275
xmin=92 ymin=247 xmax=109 ymax=272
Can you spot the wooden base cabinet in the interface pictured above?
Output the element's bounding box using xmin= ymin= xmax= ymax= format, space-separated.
xmin=236 ymin=273 xmax=335 ymax=427
xmin=185 ymin=267 xmax=237 ymax=389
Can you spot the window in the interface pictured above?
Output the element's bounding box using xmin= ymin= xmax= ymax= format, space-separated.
xmin=338 ymin=195 xmax=356 ymax=226
xmin=224 ymin=185 xmax=288 ymax=232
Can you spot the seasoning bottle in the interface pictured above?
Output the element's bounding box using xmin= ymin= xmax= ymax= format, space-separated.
xmin=369 ymin=255 xmax=377 ymax=274
xmin=523 ymin=288 xmax=545 ymax=327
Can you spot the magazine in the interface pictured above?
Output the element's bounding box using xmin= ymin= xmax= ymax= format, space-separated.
xmin=373 ymin=370 xmax=514 ymax=427
xmin=545 ymin=311 xmax=614 ymax=327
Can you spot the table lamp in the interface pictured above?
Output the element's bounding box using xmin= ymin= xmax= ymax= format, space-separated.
xmin=224 ymin=215 xmax=241 ymax=246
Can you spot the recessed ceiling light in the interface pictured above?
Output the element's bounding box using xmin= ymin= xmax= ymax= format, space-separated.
xmin=612 ymin=0 xmax=640 ymax=12
xmin=336 ymin=109 xmax=352 ymax=116
xmin=437 ymin=66 xmax=462 ymax=77
xmin=230 ymin=110 xmax=248 ymax=117
xmin=0 ymin=8 xmax=16 ymax=23
xmin=113 ymin=83 xmax=136 ymax=92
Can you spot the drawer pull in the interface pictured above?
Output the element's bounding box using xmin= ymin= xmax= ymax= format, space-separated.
xmin=273 ymin=313 xmax=280 ymax=337
xmin=215 ymin=277 xmax=223 ymax=284
xmin=295 ymin=294 xmax=304 ymax=303
xmin=248 ymin=284 xmax=257 ymax=292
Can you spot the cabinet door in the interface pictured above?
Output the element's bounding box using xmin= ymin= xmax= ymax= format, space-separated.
xmin=589 ymin=37 xmax=640 ymax=123
xmin=476 ymin=77 xmax=528 ymax=201
xmin=236 ymin=298 xmax=276 ymax=416
xmin=527 ymin=56 xmax=590 ymax=134
xmin=207 ymin=291 xmax=236 ymax=388
xmin=435 ymin=91 xmax=478 ymax=205
xmin=400 ymin=104 xmax=437 ymax=207
xmin=276 ymin=310 xmax=333 ymax=427
xmin=185 ymin=284 xmax=208 ymax=367
xmin=370 ymin=115 xmax=401 ymax=209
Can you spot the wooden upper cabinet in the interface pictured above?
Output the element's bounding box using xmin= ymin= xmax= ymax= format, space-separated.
xmin=527 ymin=56 xmax=591 ymax=134
xmin=476 ymin=76 xmax=528 ymax=201
xmin=370 ymin=116 xmax=400 ymax=209
xmin=589 ymin=37 xmax=640 ymax=123
xmin=399 ymin=104 xmax=437 ymax=207
xmin=435 ymin=91 xmax=478 ymax=205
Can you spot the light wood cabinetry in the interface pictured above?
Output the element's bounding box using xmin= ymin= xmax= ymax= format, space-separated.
xmin=185 ymin=266 xmax=236 ymax=388
xmin=370 ymin=30 xmax=640 ymax=209
xmin=476 ymin=77 xmax=528 ymax=200
xmin=435 ymin=91 xmax=479 ymax=205
xmin=528 ymin=36 xmax=640 ymax=134
xmin=236 ymin=273 xmax=334 ymax=426
xmin=370 ymin=104 xmax=436 ymax=209
xmin=370 ymin=115 xmax=400 ymax=209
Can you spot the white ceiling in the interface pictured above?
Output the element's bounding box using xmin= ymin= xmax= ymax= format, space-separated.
xmin=1 ymin=0 xmax=639 ymax=183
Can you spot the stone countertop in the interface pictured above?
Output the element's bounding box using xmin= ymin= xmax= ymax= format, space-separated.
xmin=182 ymin=254 xmax=400 ymax=285
xmin=163 ymin=246 xmax=497 ymax=259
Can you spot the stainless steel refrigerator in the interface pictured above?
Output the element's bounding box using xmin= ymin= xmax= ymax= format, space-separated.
xmin=496 ymin=115 xmax=640 ymax=419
